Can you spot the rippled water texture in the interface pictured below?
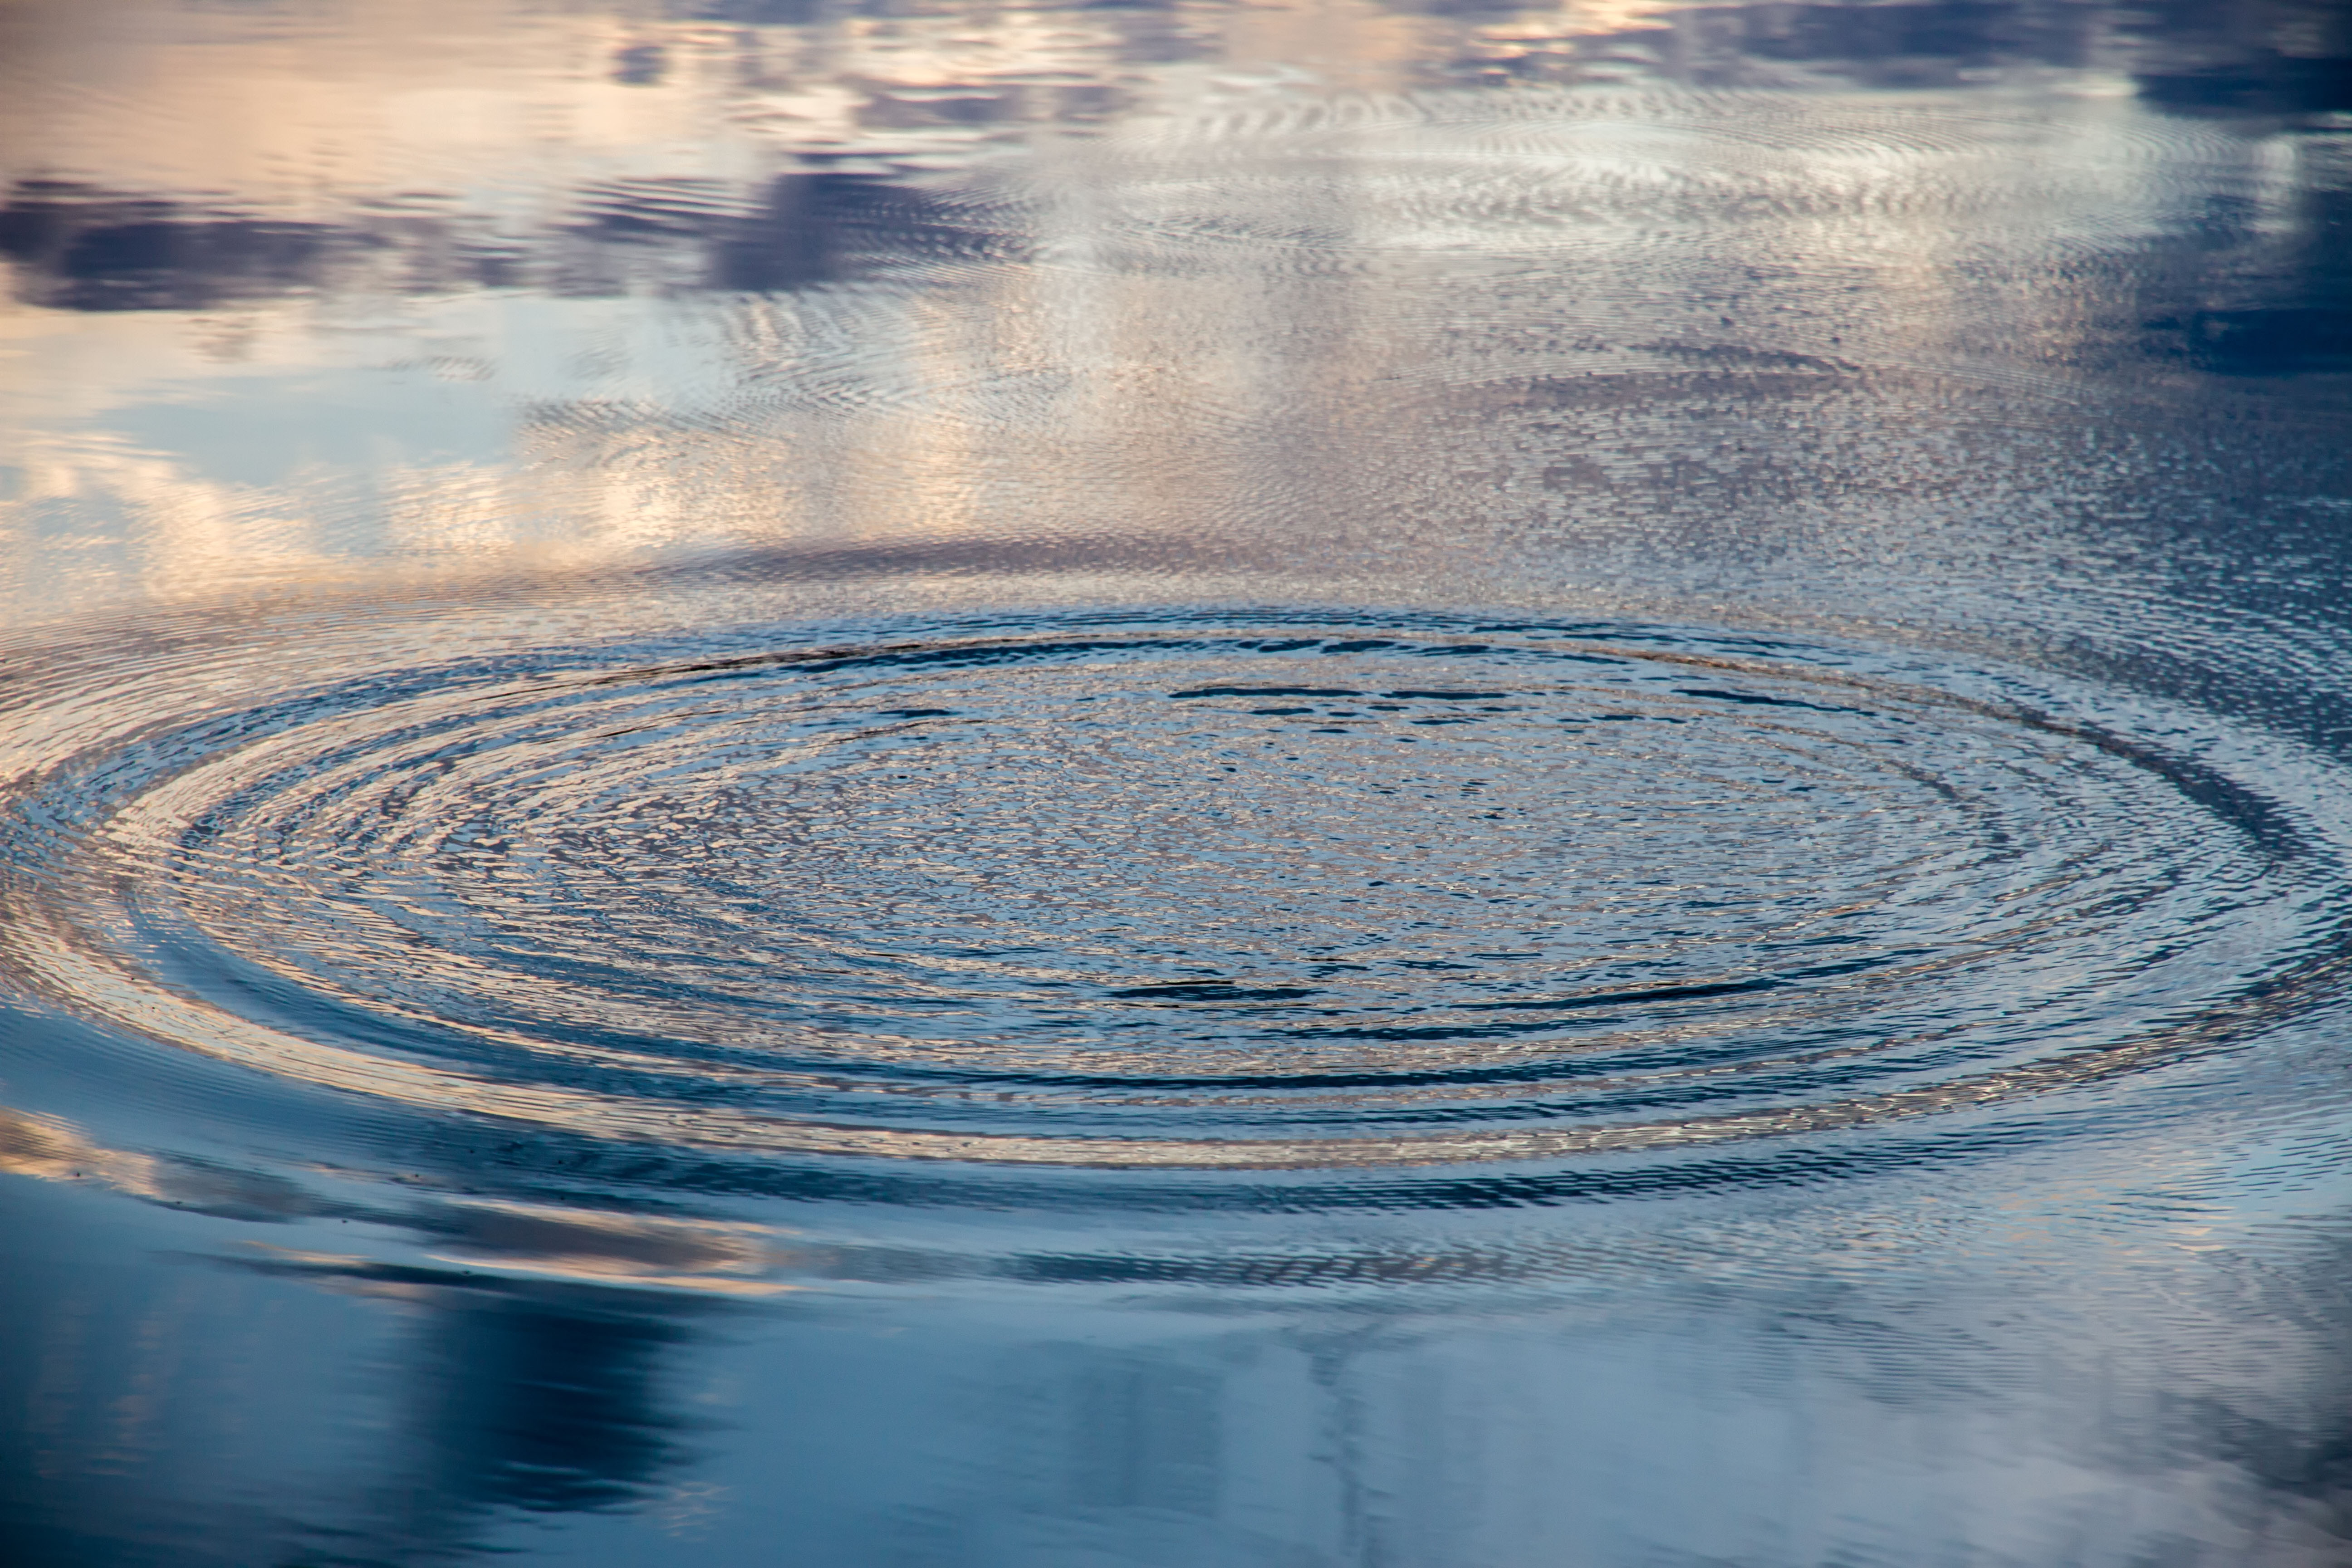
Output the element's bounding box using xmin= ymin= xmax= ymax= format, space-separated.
xmin=16 ymin=615 xmax=2352 ymax=1188
xmin=4 ymin=1 xmax=2352 ymax=1564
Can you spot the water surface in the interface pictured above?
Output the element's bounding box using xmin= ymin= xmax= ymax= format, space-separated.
xmin=4 ymin=0 xmax=2352 ymax=1562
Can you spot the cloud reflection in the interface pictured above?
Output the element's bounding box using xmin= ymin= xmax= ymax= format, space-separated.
xmin=3 ymin=1 xmax=2352 ymax=1563
xmin=0 ymin=0 xmax=2345 ymax=619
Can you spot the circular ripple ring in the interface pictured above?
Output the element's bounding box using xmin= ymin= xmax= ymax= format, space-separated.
xmin=5 ymin=618 xmax=2347 ymax=1177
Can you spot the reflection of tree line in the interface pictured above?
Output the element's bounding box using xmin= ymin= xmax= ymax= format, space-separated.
xmin=0 ymin=1245 xmax=699 ymax=1567
xmin=0 ymin=1104 xmax=756 ymax=1563
xmin=371 ymin=1288 xmax=695 ymax=1558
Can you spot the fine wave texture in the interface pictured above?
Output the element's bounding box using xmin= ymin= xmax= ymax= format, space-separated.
xmin=9 ymin=0 xmax=2352 ymax=1558
xmin=9 ymin=612 xmax=2348 ymax=1201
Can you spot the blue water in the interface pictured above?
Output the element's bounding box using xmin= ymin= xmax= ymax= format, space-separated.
xmin=3 ymin=1 xmax=2351 ymax=1562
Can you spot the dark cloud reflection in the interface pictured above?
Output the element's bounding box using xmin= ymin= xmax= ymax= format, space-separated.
xmin=377 ymin=1287 xmax=698 ymax=1546
xmin=0 ymin=184 xmax=345 ymax=313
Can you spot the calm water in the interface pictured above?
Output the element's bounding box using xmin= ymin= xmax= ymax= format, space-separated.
xmin=4 ymin=0 xmax=2351 ymax=1562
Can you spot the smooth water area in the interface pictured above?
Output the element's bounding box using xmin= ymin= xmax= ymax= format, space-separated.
xmin=3 ymin=1 xmax=2350 ymax=1562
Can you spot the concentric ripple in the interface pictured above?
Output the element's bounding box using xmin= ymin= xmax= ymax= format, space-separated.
xmin=6 ymin=617 xmax=2349 ymax=1179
